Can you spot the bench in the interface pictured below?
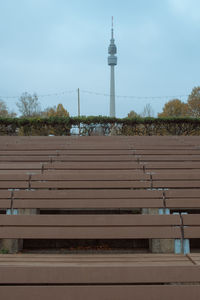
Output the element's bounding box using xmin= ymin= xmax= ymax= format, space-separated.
xmin=1 ymin=136 xmax=200 ymax=299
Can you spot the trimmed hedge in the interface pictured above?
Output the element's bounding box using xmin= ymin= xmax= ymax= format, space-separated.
xmin=0 ymin=116 xmax=200 ymax=135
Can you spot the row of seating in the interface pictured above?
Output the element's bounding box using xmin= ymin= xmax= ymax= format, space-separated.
xmin=1 ymin=136 xmax=200 ymax=299
xmin=1 ymin=172 xmax=200 ymax=188
xmin=1 ymin=188 xmax=200 ymax=209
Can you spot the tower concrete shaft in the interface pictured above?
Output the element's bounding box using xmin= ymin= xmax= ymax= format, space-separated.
xmin=108 ymin=17 xmax=117 ymax=117
xmin=110 ymin=65 xmax=115 ymax=117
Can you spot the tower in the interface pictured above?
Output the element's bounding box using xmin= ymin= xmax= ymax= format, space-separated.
xmin=108 ymin=17 xmax=117 ymax=117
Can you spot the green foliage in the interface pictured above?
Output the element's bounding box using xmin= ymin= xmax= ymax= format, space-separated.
xmin=0 ymin=116 xmax=200 ymax=135
xmin=158 ymin=99 xmax=189 ymax=117
xmin=44 ymin=104 xmax=70 ymax=118
xmin=127 ymin=110 xmax=139 ymax=118
xmin=158 ymin=87 xmax=200 ymax=118
xmin=0 ymin=248 xmax=9 ymax=254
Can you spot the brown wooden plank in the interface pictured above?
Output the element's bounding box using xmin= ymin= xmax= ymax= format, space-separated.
xmin=45 ymin=162 xmax=140 ymax=170
xmin=182 ymin=215 xmax=200 ymax=238
xmin=31 ymin=172 xmax=150 ymax=181
xmin=0 ymin=215 xmax=181 ymax=239
xmin=151 ymin=173 xmax=200 ymax=180
xmin=0 ymin=265 xmax=199 ymax=284
xmin=0 ymin=150 xmax=58 ymax=156
xmin=61 ymin=145 xmax=131 ymax=150
xmin=0 ymin=215 xmax=181 ymax=226
xmin=0 ymin=191 xmax=11 ymax=208
xmin=0 ymin=191 xmax=12 ymax=198
xmin=13 ymin=199 xmax=164 ymax=209
xmin=166 ymin=199 xmax=200 ymax=209
xmin=14 ymin=189 xmax=163 ymax=199
xmin=30 ymin=180 xmax=151 ymax=189
xmin=0 ymin=163 xmax=43 ymax=170
xmin=144 ymin=162 xmax=200 ymax=169
xmin=0 ymin=261 xmax=193 ymax=266
xmin=55 ymin=155 xmax=137 ymax=162
xmin=136 ymin=150 xmax=200 ymax=155
xmin=0 ymin=141 xmax=130 ymax=150
xmin=0 ymin=226 xmax=181 ymax=239
xmin=166 ymin=189 xmax=200 ymax=198
xmin=0 ymin=170 xmax=41 ymax=174
xmin=0 ymin=200 xmax=11 ymax=209
xmin=0 ymin=156 xmax=53 ymax=162
xmin=136 ymin=146 xmax=200 ymax=150
xmin=0 ymin=155 xmax=138 ymax=162
xmin=44 ymin=169 xmax=147 ymax=175
xmin=0 ymin=286 xmax=200 ymax=300
xmin=149 ymin=169 xmax=200 ymax=174
xmin=0 ymin=174 xmax=29 ymax=180
xmin=0 ymin=144 xmax=67 ymax=151
xmin=183 ymin=227 xmax=200 ymax=239
xmin=187 ymin=254 xmax=200 ymax=265
xmin=0 ymin=258 xmax=193 ymax=265
xmin=59 ymin=150 xmax=135 ymax=155
xmin=153 ymin=181 xmax=200 ymax=188
xmin=182 ymin=214 xmax=200 ymax=225
xmin=0 ymin=253 xmax=190 ymax=263
xmin=140 ymin=155 xmax=200 ymax=161
xmin=0 ymin=181 xmax=29 ymax=189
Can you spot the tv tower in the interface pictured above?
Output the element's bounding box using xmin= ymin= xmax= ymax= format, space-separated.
xmin=108 ymin=17 xmax=117 ymax=117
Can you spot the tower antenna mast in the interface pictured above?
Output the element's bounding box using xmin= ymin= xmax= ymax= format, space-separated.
xmin=108 ymin=17 xmax=117 ymax=117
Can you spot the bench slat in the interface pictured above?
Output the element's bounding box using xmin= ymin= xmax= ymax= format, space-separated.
xmin=0 ymin=265 xmax=198 ymax=284
xmin=13 ymin=199 xmax=164 ymax=209
xmin=30 ymin=181 xmax=150 ymax=189
xmin=45 ymin=162 xmax=140 ymax=170
xmin=0 ymin=215 xmax=181 ymax=226
xmin=13 ymin=189 xmax=163 ymax=199
xmin=0 ymin=285 xmax=200 ymax=300
xmin=31 ymin=173 xmax=150 ymax=181
xmin=140 ymin=155 xmax=200 ymax=161
xmin=0 ymin=215 xmax=181 ymax=239
xmin=0 ymin=226 xmax=181 ymax=239
xmin=153 ymin=181 xmax=200 ymax=188
xmin=182 ymin=214 xmax=200 ymax=225
xmin=166 ymin=199 xmax=200 ymax=209
xmin=0 ymin=182 xmax=29 ymax=189
xmin=0 ymin=200 xmax=11 ymax=209
xmin=144 ymin=162 xmax=200 ymax=169
xmin=2 ymin=285 xmax=200 ymax=300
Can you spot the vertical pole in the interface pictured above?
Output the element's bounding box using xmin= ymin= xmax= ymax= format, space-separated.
xmin=173 ymin=212 xmax=182 ymax=254
xmin=78 ymin=88 xmax=80 ymax=136
xmin=78 ymin=88 xmax=80 ymax=117
xmin=181 ymin=213 xmax=190 ymax=254
xmin=3 ymin=209 xmax=20 ymax=253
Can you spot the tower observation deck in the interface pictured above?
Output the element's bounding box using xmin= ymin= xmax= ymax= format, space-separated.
xmin=108 ymin=17 xmax=117 ymax=117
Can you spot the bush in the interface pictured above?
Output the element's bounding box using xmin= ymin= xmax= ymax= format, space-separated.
xmin=0 ymin=116 xmax=200 ymax=136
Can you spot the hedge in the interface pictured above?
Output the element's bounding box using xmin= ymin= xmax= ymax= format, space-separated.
xmin=0 ymin=116 xmax=200 ymax=136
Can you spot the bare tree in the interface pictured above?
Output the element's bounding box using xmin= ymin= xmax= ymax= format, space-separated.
xmin=141 ymin=103 xmax=154 ymax=117
xmin=187 ymin=86 xmax=200 ymax=117
xmin=16 ymin=92 xmax=41 ymax=117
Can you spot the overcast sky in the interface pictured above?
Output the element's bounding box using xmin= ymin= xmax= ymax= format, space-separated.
xmin=0 ymin=0 xmax=200 ymax=117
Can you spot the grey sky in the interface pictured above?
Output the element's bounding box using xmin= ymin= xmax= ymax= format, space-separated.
xmin=0 ymin=0 xmax=200 ymax=117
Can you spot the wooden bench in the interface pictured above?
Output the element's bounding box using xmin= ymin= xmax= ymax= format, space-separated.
xmin=1 ymin=136 xmax=200 ymax=299
xmin=0 ymin=254 xmax=200 ymax=300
